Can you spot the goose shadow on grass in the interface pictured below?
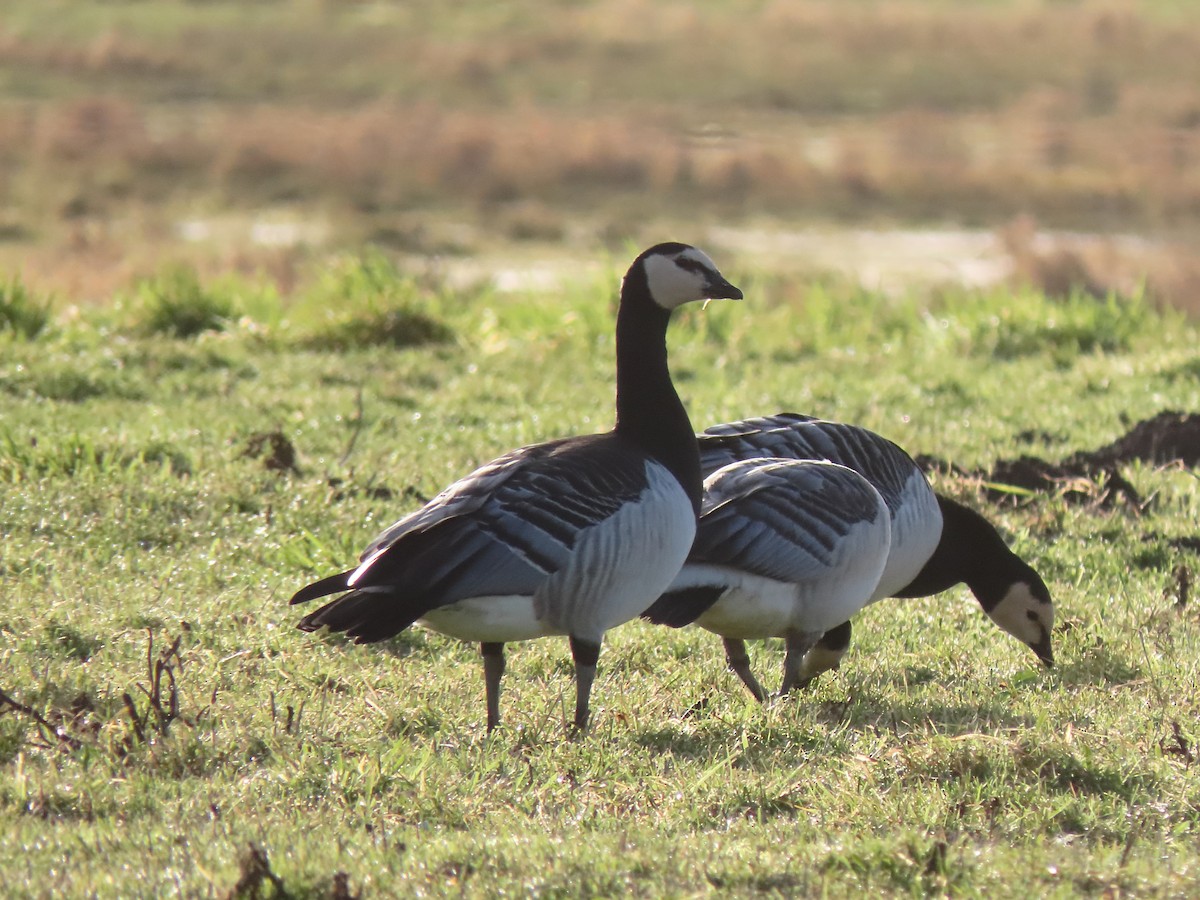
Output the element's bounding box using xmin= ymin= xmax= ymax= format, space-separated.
xmin=636 ymin=636 xmax=1150 ymax=761
xmin=307 ymin=628 xmax=429 ymax=660
xmin=633 ymin=689 xmax=1041 ymax=761
xmin=635 ymin=695 xmax=1161 ymax=822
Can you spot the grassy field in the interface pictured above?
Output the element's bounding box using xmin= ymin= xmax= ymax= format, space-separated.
xmin=4 ymin=1 xmax=1200 ymax=895
xmin=3 ymin=254 xmax=1200 ymax=897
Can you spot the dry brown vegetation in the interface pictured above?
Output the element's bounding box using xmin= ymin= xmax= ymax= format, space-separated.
xmin=1000 ymin=214 xmax=1200 ymax=315
xmin=3 ymin=1 xmax=1200 ymax=306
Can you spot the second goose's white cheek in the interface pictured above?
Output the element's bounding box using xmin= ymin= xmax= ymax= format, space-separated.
xmin=642 ymin=255 xmax=704 ymax=309
xmin=988 ymin=582 xmax=1049 ymax=644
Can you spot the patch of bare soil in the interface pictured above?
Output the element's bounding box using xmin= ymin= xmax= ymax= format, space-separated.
xmin=919 ymin=410 xmax=1200 ymax=508
xmin=239 ymin=430 xmax=302 ymax=476
xmin=1083 ymin=411 xmax=1200 ymax=470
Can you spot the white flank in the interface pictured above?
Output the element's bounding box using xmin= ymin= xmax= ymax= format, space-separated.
xmin=419 ymin=462 xmax=696 ymax=645
xmin=674 ymin=483 xmax=892 ymax=640
xmin=686 ymin=569 xmax=799 ymax=638
xmin=869 ymin=468 xmax=942 ymax=600
xmin=535 ymin=462 xmax=696 ymax=642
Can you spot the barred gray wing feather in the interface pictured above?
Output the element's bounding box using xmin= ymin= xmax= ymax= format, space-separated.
xmin=700 ymin=412 xmax=818 ymax=437
xmin=692 ymin=459 xmax=887 ymax=586
xmin=359 ymin=442 xmax=557 ymax=561
xmin=533 ymin=461 xmax=696 ymax=638
xmin=698 ymin=413 xmax=918 ymax=515
xmin=300 ymin=435 xmax=662 ymax=642
xmin=357 ymin=436 xmax=652 ymax=593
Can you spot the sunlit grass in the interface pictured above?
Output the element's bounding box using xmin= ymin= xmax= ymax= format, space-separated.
xmin=0 ymin=276 xmax=52 ymax=340
xmin=2 ymin=256 xmax=1199 ymax=896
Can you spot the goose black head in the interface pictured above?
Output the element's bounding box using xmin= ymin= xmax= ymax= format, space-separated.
xmin=981 ymin=565 xmax=1055 ymax=668
xmin=631 ymin=242 xmax=743 ymax=311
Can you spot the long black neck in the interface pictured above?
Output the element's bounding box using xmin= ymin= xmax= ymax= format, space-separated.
xmin=893 ymin=494 xmax=1015 ymax=607
xmin=613 ymin=271 xmax=702 ymax=513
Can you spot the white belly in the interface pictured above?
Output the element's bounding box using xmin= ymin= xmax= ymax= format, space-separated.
xmin=693 ymin=558 xmax=885 ymax=640
xmin=696 ymin=576 xmax=797 ymax=638
xmin=420 ymin=595 xmax=556 ymax=643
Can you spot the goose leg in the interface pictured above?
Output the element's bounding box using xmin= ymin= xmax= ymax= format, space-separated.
xmin=481 ymin=642 xmax=506 ymax=732
xmin=569 ymin=636 xmax=601 ymax=732
xmin=723 ymin=638 xmax=768 ymax=703
xmin=779 ymin=631 xmax=822 ymax=696
xmin=796 ymin=621 xmax=852 ymax=689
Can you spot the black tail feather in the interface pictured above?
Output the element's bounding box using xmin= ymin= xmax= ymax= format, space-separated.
xmin=641 ymin=586 xmax=724 ymax=628
xmin=297 ymin=589 xmax=429 ymax=643
xmin=290 ymin=569 xmax=354 ymax=606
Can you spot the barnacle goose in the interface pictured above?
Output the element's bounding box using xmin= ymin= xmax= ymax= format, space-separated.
xmin=289 ymin=243 xmax=742 ymax=732
xmin=643 ymin=457 xmax=892 ymax=699
xmin=692 ymin=413 xmax=1055 ymax=689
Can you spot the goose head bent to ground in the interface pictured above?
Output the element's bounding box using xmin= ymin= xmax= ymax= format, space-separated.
xmin=892 ymin=493 xmax=1055 ymax=664
xmin=642 ymin=457 xmax=892 ymax=700
xmin=289 ymin=243 xmax=742 ymax=733
xmin=693 ymin=413 xmax=1055 ymax=691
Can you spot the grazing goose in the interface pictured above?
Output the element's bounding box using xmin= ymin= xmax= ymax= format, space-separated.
xmin=642 ymin=457 xmax=892 ymax=699
xmin=693 ymin=413 xmax=1054 ymax=689
xmin=290 ymin=243 xmax=742 ymax=732
xmin=698 ymin=414 xmax=940 ymax=598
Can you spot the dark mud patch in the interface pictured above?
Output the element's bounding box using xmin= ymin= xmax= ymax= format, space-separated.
xmin=919 ymin=410 xmax=1200 ymax=507
xmin=1085 ymin=410 xmax=1200 ymax=469
xmin=239 ymin=429 xmax=302 ymax=476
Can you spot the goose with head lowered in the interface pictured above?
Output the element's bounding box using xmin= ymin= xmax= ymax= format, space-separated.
xmin=652 ymin=412 xmax=1056 ymax=700
xmin=643 ymin=456 xmax=892 ymax=699
xmin=688 ymin=413 xmax=1055 ymax=692
xmin=290 ymin=243 xmax=742 ymax=732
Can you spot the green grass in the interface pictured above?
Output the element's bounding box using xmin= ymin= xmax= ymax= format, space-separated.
xmin=132 ymin=266 xmax=239 ymax=339
xmin=0 ymin=276 xmax=52 ymax=340
xmin=2 ymin=257 xmax=1200 ymax=897
xmin=293 ymin=253 xmax=465 ymax=352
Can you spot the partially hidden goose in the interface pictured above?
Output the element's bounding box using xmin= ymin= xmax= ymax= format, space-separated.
xmin=643 ymin=457 xmax=892 ymax=699
xmin=686 ymin=413 xmax=1055 ymax=691
xmin=289 ymin=243 xmax=742 ymax=732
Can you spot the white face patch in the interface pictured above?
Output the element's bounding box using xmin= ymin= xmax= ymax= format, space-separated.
xmin=987 ymin=581 xmax=1054 ymax=651
xmin=642 ymin=247 xmax=725 ymax=310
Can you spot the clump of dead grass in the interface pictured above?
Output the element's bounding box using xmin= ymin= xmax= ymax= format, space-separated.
xmin=6 ymin=1 xmax=1200 ymax=311
xmin=999 ymin=214 xmax=1200 ymax=313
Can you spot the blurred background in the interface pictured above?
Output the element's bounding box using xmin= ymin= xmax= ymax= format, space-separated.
xmin=3 ymin=0 xmax=1199 ymax=310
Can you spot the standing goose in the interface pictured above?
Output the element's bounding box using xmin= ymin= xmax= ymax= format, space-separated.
xmin=693 ymin=413 xmax=1054 ymax=689
xmin=290 ymin=243 xmax=742 ymax=732
xmin=643 ymin=457 xmax=892 ymax=699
